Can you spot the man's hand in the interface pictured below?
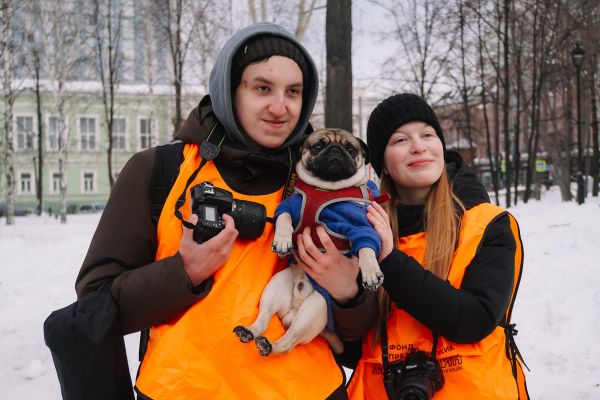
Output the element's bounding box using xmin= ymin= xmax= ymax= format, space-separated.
xmin=295 ymin=226 xmax=360 ymax=304
xmin=179 ymin=214 xmax=238 ymax=286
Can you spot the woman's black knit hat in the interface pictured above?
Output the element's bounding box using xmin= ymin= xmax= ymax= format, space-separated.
xmin=231 ymin=34 xmax=311 ymax=93
xmin=367 ymin=93 xmax=446 ymax=177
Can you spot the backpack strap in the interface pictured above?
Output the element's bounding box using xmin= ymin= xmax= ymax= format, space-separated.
xmin=150 ymin=140 xmax=185 ymax=227
xmin=139 ymin=140 xmax=185 ymax=365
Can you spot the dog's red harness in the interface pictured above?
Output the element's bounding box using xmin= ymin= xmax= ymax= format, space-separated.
xmin=292 ymin=179 xmax=373 ymax=253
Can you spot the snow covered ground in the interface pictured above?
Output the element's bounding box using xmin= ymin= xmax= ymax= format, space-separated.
xmin=1 ymin=186 xmax=599 ymax=399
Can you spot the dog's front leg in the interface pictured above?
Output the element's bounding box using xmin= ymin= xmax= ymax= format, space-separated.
xmin=358 ymin=247 xmax=384 ymax=291
xmin=272 ymin=212 xmax=294 ymax=256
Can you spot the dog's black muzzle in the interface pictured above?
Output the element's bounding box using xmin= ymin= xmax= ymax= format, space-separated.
xmin=307 ymin=145 xmax=357 ymax=182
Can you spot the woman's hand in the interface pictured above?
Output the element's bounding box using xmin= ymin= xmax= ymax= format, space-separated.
xmin=295 ymin=226 xmax=360 ymax=304
xmin=179 ymin=214 xmax=239 ymax=285
xmin=367 ymin=202 xmax=394 ymax=262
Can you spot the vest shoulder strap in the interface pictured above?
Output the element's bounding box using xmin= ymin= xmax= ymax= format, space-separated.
xmin=150 ymin=140 xmax=185 ymax=227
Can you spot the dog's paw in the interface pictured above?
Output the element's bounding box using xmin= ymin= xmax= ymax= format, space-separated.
xmin=359 ymin=250 xmax=385 ymax=291
xmin=362 ymin=274 xmax=384 ymax=292
xmin=358 ymin=255 xmax=383 ymax=292
xmin=273 ymin=214 xmax=294 ymax=257
xmin=360 ymin=264 xmax=385 ymax=292
xmin=271 ymin=244 xmax=292 ymax=258
xmin=255 ymin=336 xmax=273 ymax=357
xmin=233 ymin=325 xmax=254 ymax=343
xmin=272 ymin=233 xmax=294 ymax=257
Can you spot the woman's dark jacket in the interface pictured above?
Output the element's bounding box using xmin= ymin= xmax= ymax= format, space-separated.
xmin=341 ymin=151 xmax=517 ymax=367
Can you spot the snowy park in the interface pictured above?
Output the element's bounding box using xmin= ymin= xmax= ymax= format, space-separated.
xmin=0 ymin=186 xmax=599 ymax=399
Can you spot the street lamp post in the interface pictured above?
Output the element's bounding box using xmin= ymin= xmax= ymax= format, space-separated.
xmin=571 ymin=43 xmax=586 ymax=205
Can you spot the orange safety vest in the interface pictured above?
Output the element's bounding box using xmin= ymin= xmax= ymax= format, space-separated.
xmin=136 ymin=143 xmax=344 ymax=399
xmin=347 ymin=203 xmax=528 ymax=399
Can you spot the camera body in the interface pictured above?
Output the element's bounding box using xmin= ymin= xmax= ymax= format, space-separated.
xmin=386 ymin=349 xmax=445 ymax=400
xmin=190 ymin=181 xmax=267 ymax=243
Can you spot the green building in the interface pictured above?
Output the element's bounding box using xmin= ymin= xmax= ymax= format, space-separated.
xmin=4 ymin=86 xmax=199 ymax=213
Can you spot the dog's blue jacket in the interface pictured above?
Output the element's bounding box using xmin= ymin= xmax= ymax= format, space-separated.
xmin=274 ymin=179 xmax=381 ymax=331
xmin=274 ymin=180 xmax=382 ymax=256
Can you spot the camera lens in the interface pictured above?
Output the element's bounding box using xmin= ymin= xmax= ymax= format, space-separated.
xmin=230 ymin=200 xmax=266 ymax=239
xmin=397 ymin=376 xmax=434 ymax=400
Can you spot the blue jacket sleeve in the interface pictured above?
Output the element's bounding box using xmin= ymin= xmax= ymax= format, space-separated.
xmin=320 ymin=201 xmax=381 ymax=256
xmin=274 ymin=193 xmax=303 ymax=227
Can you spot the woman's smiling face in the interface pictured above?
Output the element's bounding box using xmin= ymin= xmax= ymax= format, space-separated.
xmin=383 ymin=121 xmax=445 ymax=204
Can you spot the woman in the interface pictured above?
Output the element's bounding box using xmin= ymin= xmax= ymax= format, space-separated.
xmin=346 ymin=93 xmax=528 ymax=399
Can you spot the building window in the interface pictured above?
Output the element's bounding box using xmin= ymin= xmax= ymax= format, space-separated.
xmin=82 ymin=171 xmax=96 ymax=194
xmin=47 ymin=116 xmax=61 ymax=151
xmin=16 ymin=116 xmax=34 ymax=151
xmin=139 ymin=117 xmax=155 ymax=150
xmin=80 ymin=117 xmax=97 ymax=151
xmin=112 ymin=117 xmax=127 ymax=151
xmin=19 ymin=172 xmax=33 ymax=194
xmin=51 ymin=172 xmax=62 ymax=194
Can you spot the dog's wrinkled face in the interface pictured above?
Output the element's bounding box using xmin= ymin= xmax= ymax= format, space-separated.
xmin=299 ymin=128 xmax=369 ymax=182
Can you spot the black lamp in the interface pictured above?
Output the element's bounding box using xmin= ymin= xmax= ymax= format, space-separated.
xmin=571 ymin=43 xmax=585 ymax=205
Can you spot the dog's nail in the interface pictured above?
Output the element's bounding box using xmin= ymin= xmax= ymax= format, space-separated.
xmin=233 ymin=326 xmax=254 ymax=343
xmin=255 ymin=336 xmax=272 ymax=357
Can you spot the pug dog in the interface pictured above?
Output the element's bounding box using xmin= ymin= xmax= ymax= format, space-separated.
xmin=233 ymin=128 xmax=385 ymax=357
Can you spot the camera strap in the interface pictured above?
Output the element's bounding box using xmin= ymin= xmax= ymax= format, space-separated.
xmin=172 ymin=123 xmax=296 ymax=228
xmin=380 ymin=318 xmax=397 ymax=399
xmin=174 ymin=123 xmax=225 ymax=230
xmin=380 ymin=317 xmax=440 ymax=399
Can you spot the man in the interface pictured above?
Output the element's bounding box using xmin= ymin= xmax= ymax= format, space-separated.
xmin=75 ymin=22 xmax=375 ymax=399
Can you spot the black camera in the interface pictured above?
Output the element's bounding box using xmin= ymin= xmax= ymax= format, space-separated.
xmin=385 ymin=350 xmax=445 ymax=400
xmin=190 ymin=181 xmax=267 ymax=243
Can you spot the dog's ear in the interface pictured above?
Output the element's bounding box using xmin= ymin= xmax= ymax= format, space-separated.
xmin=295 ymin=132 xmax=311 ymax=159
xmin=358 ymin=137 xmax=371 ymax=165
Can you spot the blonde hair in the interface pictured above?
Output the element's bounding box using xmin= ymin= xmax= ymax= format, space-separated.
xmin=373 ymin=166 xmax=464 ymax=346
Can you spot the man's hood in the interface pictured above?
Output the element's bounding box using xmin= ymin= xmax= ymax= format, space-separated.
xmin=175 ymin=96 xmax=215 ymax=145
xmin=174 ymin=96 xmax=303 ymax=195
xmin=208 ymin=22 xmax=319 ymax=152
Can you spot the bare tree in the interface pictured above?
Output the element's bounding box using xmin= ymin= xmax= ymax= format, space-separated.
xmin=590 ymin=57 xmax=599 ymax=196
xmin=92 ymin=0 xmax=124 ymax=188
xmin=138 ymin=0 xmax=160 ymax=151
xmin=502 ymin=0 xmax=512 ymax=207
xmin=373 ymin=0 xmax=456 ymax=101
xmin=453 ymin=0 xmax=476 ymax=162
xmin=44 ymin=0 xmax=90 ymax=223
xmin=325 ymin=0 xmax=352 ymax=130
xmin=295 ymin=0 xmax=318 ymax=40
xmin=545 ymin=67 xmax=572 ymax=200
xmin=577 ymin=0 xmax=600 ymax=197
xmin=493 ymin=1 xmax=502 ymax=202
xmin=474 ymin=0 xmax=500 ymax=204
xmin=248 ymin=0 xmax=267 ymax=23
xmin=156 ymin=0 xmax=194 ymax=135
xmin=510 ymin=0 xmax=527 ymax=205
xmin=246 ymin=0 xmax=320 ymax=41
xmin=22 ymin=0 xmax=46 ymax=215
xmin=1 ymin=0 xmax=19 ymax=225
xmin=155 ymin=0 xmax=217 ymax=135
xmin=522 ymin=0 xmax=566 ymax=203
xmin=193 ymin=13 xmax=222 ymax=93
